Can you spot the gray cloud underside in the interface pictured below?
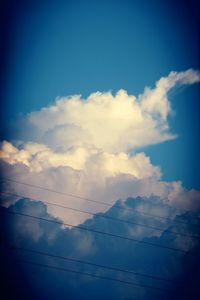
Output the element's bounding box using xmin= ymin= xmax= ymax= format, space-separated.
xmin=1 ymin=196 xmax=200 ymax=300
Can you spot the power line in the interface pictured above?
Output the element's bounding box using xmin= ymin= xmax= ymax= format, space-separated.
xmin=11 ymin=258 xmax=172 ymax=293
xmin=4 ymin=243 xmax=181 ymax=285
xmin=2 ymin=177 xmax=109 ymax=204
xmin=1 ymin=191 xmax=199 ymax=240
xmin=0 ymin=208 xmax=198 ymax=256
xmin=1 ymin=177 xmax=199 ymax=228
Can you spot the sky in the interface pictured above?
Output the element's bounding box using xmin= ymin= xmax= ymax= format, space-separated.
xmin=1 ymin=0 xmax=200 ymax=189
xmin=0 ymin=0 xmax=200 ymax=299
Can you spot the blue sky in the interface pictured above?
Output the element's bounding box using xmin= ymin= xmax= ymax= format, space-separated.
xmin=1 ymin=1 xmax=200 ymax=299
xmin=2 ymin=0 xmax=199 ymax=189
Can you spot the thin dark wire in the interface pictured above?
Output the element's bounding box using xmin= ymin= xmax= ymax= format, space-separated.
xmin=13 ymin=258 xmax=172 ymax=293
xmin=5 ymin=243 xmax=181 ymax=284
xmin=0 ymin=208 xmax=198 ymax=256
xmin=2 ymin=177 xmax=109 ymax=204
xmin=1 ymin=191 xmax=199 ymax=240
xmin=1 ymin=177 xmax=199 ymax=228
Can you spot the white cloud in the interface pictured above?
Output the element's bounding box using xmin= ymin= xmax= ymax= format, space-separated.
xmin=0 ymin=141 xmax=160 ymax=178
xmin=0 ymin=140 xmax=162 ymax=226
xmin=0 ymin=69 xmax=200 ymax=229
xmin=140 ymin=69 xmax=200 ymax=120
xmin=21 ymin=68 xmax=199 ymax=153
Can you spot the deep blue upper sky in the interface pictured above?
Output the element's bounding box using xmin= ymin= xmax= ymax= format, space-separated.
xmin=1 ymin=0 xmax=200 ymax=189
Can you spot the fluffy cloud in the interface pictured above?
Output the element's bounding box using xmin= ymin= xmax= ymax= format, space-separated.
xmin=16 ymin=69 xmax=200 ymax=152
xmin=0 ymin=146 xmax=164 ymax=226
xmin=0 ymin=69 xmax=200 ymax=227
xmin=1 ymin=70 xmax=200 ymax=299
xmin=0 ymin=141 xmax=160 ymax=178
xmin=140 ymin=69 xmax=200 ymax=120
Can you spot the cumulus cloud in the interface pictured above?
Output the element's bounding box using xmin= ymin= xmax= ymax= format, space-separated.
xmin=13 ymin=69 xmax=199 ymax=152
xmin=0 ymin=141 xmax=160 ymax=178
xmin=0 ymin=69 xmax=200 ymax=226
xmin=168 ymin=181 xmax=200 ymax=212
xmin=140 ymin=69 xmax=200 ymax=120
xmin=0 ymin=145 xmax=164 ymax=226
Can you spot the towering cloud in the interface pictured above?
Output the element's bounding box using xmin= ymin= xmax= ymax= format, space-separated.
xmin=0 ymin=69 xmax=200 ymax=226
